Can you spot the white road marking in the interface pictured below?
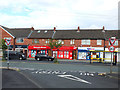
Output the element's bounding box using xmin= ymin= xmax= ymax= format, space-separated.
xmin=32 ymin=70 xmax=66 ymax=75
xmin=58 ymin=75 xmax=92 ymax=84
xmin=79 ymin=72 xmax=94 ymax=76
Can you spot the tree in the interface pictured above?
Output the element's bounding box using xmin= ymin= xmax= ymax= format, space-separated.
xmin=2 ymin=39 xmax=7 ymax=50
xmin=1 ymin=39 xmax=7 ymax=60
xmin=49 ymin=39 xmax=62 ymax=56
xmin=49 ymin=39 xmax=62 ymax=63
xmin=49 ymin=39 xmax=62 ymax=49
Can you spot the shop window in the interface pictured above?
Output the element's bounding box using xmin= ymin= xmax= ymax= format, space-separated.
xmin=81 ymin=40 xmax=90 ymax=45
xmin=70 ymin=39 xmax=75 ymax=45
xmin=109 ymin=39 xmax=118 ymax=46
xmin=32 ymin=39 xmax=39 ymax=44
xmin=31 ymin=50 xmax=36 ymax=57
xmin=16 ymin=38 xmax=24 ymax=43
xmin=53 ymin=51 xmax=57 ymax=57
xmin=97 ymin=40 xmax=102 ymax=45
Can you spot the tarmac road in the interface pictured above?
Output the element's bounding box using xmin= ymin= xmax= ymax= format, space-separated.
xmin=1 ymin=59 xmax=119 ymax=89
xmin=2 ymin=69 xmax=38 ymax=88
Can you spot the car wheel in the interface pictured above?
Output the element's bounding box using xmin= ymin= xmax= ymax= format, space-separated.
xmin=5 ymin=57 xmax=8 ymax=60
xmin=48 ymin=59 xmax=50 ymax=61
xmin=51 ymin=59 xmax=54 ymax=61
xmin=19 ymin=57 xmax=22 ymax=60
xmin=37 ymin=58 xmax=40 ymax=61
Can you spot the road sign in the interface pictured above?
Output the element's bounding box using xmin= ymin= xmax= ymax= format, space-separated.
xmin=108 ymin=46 xmax=115 ymax=52
xmin=109 ymin=38 xmax=116 ymax=46
xmin=5 ymin=39 xmax=11 ymax=46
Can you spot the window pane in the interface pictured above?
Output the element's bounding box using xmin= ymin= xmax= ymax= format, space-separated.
xmin=97 ymin=40 xmax=101 ymax=45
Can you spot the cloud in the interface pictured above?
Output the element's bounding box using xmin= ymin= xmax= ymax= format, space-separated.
xmin=0 ymin=0 xmax=119 ymax=29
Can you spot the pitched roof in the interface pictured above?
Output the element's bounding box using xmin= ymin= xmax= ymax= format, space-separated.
xmin=0 ymin=25 xmax=31 ymax=38
xmin=105 ymin=30 xmax=119 ymax=40
xmin=53 ymin=29 xmax=105 ymax=39
xmin=28 ymin=30 xmax=54 ymax=39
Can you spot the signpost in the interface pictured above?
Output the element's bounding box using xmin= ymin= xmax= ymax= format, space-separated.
xmin=5 ymin=39 xmax=11 ymax=69
xmin=108 ymin=37 xmax=116 ymax=74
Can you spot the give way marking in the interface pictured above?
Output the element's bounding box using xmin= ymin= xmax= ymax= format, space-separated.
xmin=58 ymin=75 xmax=91 ymax=84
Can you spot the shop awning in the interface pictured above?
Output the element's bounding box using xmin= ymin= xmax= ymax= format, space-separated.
xmin=52 ymin=46 xmax=77 ymax=51
xmin=28 ymin=46 xmax=51 ymax=50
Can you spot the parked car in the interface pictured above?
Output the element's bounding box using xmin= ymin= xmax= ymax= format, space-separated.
xmin=35 ymin=53 xmax=54 ymax=61
xmin=4 ymin=51 xmax=26 ymax=60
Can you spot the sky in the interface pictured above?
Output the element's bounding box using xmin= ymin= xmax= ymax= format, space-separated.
xmin=0 ymin=0 xmax=119 ymax=30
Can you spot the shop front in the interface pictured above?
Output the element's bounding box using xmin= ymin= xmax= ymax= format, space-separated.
xmin=28 ymin=46 xmax=51 ymax=58
xmin=10 ymin=45 xmax=28 ymax=57
xmin=78 ymin=47 xmax=104 ymax=60
xmin=105 ymin=48 xmax=119 ymax=62
xmin=52 ymin=46 xmax=77 ymax=60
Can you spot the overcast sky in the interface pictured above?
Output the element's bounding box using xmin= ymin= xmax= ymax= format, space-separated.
xmin=0 ymin=0 xmax=119 ymax=29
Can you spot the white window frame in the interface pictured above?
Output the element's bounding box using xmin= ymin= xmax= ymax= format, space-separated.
xmin=70 ymin=39 xmax=75 ymax=45
xmin=81 ymin=39 xmax=90 ymax=45
xmin=16 ymin=38 xmax=24 ymax=43
xmin=97 ymin=40 xmax=102 ymax=45
xmin=46 ymin=39 xmax=49 ymax=44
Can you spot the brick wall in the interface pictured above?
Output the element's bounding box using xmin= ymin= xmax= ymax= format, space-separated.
xmin=0 ymin=27 xmax=14 ymax=45
xmin=61 ymin=39 xmax=104 ymax=47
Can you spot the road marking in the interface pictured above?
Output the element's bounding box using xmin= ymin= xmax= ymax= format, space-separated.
xmin=32 ymin=70 xmax=66 ymax=75
xmin=57 ymin=75 xmax=92 ymax=84
xmin=79 ymin=72 xmax=94 ymax=76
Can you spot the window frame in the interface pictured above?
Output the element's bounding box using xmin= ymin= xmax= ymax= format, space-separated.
xmin=16 ymin=38 xmax=24 ymax=43
xmin=81 ymin=39 xmax=90 ymax=45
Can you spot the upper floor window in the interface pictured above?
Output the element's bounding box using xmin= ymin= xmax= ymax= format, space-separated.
xmin=58 ymin=40 xmax=64 ymax=44
xmin=109 ymin=39 xmax=118 ymax=46
xmin=16 ymin=38 xmax=24 ymax=43
xmin=32 ymin=39 xmax=39 ymax=44
xmin=46 ymin=39 xmax=49 ymax=44
xmin=70 ymin=39 xmax=75 ymax=45
xmin=97 ymin=40 xmax=102 ymax=45
xmin=81 ymin=39 xmax=90 ymax=45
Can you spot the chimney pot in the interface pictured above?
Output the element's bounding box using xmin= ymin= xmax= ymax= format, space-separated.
xmin=54 ymin=27 xmax=56 ymax=32
xmin=31 ymin=27 xmax=34 ymax=31
xmin=77 ymin=26 xmax=80 ymax=32
xmin=103 ymin=26 xmax=105 ymax=30
xmin=102 ymin=26 xmax=105 ymax=32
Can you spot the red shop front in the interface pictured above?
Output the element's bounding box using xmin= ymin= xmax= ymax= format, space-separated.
xmin=52 ymin=46 xmax=77 ymax=60
xmin=28 ymin=46 xmax=51 ymax=58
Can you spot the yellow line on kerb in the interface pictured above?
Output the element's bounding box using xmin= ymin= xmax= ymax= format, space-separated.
xmin=0 ymin=67 xmax=20 ymax=71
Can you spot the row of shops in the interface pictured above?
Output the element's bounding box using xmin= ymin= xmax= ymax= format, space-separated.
xmin=9 ymin=45 xmax=119 ymax=62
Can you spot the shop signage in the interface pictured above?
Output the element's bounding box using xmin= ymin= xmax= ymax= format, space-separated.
xmin=28 ymin=46 xmax=51 ymax=50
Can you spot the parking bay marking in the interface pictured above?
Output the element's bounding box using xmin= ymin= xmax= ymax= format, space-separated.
xmin=58 ymin=75 xmax=92 ymax=84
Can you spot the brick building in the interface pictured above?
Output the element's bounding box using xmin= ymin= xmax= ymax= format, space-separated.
xmin=0 ymin=25 xmax=32 ymax=57
xmin=0 ymin=25 xmax=119 ymax=61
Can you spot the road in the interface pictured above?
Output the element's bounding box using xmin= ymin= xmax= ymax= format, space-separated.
xmin=1 ymin=59 xmax=119 ymax=88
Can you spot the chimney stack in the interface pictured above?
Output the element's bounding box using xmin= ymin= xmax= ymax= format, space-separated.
xmin=31 ymin=27 xmax=34 ymax=31
xmin=102 ymin=26 xmax=105 ymax=32
xmin=103 ymin=26 xmax=105 ymax=30
xmin=54 ymin=27 xmax=56 ymax=32
xmin=77 ymin=26 xmax=80 ymax=32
